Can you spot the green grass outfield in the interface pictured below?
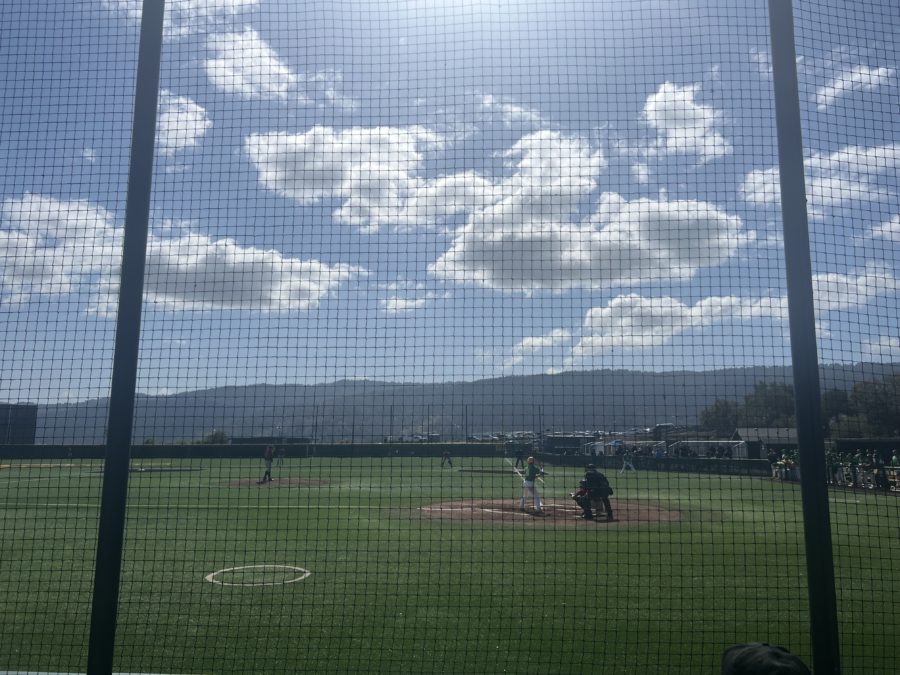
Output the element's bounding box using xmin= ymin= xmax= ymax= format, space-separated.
xmin=1 ymin=456 xmax=898 ymax=674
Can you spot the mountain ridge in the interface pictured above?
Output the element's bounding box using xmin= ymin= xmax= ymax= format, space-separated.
xmin=35 ymin=362 xmax=899 ymax=444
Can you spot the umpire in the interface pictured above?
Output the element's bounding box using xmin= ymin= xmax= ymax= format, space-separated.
xmin=584 ymin=464 xmax=614 ymax=522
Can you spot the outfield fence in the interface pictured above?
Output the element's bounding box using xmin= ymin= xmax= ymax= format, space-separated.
xmin=1 ymin=1 xmax=898 ymax=673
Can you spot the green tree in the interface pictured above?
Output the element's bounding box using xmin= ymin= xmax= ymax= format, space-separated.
xmin=739 ymin=382 xmax=795 ymax=428
xmin=202 ymin=429 xmax=229 ymax=444
xmin=821 ymin=389 xmax=852 ymax=437
xmin=699 ymin=399 xmax=741 ymax=436
xmin=829 ymin=414 xmax=873 ymax=439
xmin=850 ymin=376 xmax=900 ymax=437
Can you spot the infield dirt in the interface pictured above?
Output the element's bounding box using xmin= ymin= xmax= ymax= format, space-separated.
xmin=418 ymin=498 xmax=681 ymax=527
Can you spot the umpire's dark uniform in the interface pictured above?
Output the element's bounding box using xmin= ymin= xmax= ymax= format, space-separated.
xmin=584 ymin=466 xmax=614 ymax=521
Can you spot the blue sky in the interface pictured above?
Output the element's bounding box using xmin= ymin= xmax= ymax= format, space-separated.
xmin=0 ymin=0 xmax=897 ymax=403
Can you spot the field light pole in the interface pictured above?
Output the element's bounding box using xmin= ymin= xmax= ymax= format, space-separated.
xmin=87 ymin=1 xmax=166 ymax=673
xmin=768 ymin=1 xmax=841 ymax=673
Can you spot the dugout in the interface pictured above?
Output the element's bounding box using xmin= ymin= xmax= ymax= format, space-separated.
xmin=732 ymin=428 xmax=798 ymax=460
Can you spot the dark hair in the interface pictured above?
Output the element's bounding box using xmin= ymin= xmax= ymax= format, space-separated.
xmin=721 ymin=643 xmax=811 ymax=675
xmin=585 ymin=464 xmax=595 ymax=470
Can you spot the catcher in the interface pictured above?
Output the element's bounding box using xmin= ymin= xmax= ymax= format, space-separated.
xmin=571 ymin=479 xmax=595 ymax=519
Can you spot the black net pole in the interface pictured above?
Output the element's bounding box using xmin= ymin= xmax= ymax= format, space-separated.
xmin=767 ymin=1 xmax=841 ymax=673
xmin=86 ymin=1 xmax=166 ymax=673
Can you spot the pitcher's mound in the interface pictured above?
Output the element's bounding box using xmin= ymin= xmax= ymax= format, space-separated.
xmin=227 ymin=478 xmax=328 ymax=488
xmin=419 ymin=498 xmax=680 ymax=527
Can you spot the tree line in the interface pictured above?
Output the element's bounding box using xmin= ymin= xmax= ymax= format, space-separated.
xmin=699 ymin=375 xmax=900 ymax=438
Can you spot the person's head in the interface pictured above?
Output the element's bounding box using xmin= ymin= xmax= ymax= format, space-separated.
xmin=586 ymin=464 xmax=596 ymax=471
xmin=527 ymin=456 xmax=535 ymax=464
xmin=721 ymin=643 xmax=811 ymax=675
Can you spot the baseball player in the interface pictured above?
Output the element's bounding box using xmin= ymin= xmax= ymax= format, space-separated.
xmin=584 ymin=464 xmax=614 ymax=521
xmin=519 ymin=456 xmax=544 ymax=515
xmin=257 ymin=446 xmax=274 ymax=484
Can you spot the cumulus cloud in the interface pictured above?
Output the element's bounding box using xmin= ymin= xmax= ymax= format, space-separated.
xmin=815 ymin=64 xmax=895 ymax=111
xmin=246 ymin=125 xmax=487 ymax=232
xmin=0 ymin=194 xmax=363 ymax=315
xmin=303 ymin=70 xmax=359 ymax=110
xmin=561 ymin=261 xmax=895 ymax=361
xmin=206 ymin=28 xmax=300 ymax=102
xmin=379 ymin=289 xmax=449 ymax=316
xmin=812 ymin=263 xmax=897 ymax=312
xmin=477 ymin=94 xmax=543 ymax=127
xmin=569 ymin=294 xmax=787 ymax=355
xmin=141 ymin=234 xmax=364 ymax=312
xmin=102 ymin=0 xmax=259 ymax=39
xmin=872 ymin=214 xmax=900 ymax=242
xmin=431 ymin=189 xmax=750 ymax=292
xmin=636 ymin=82 xmax=731 ymax=163
xmin=506 ymin=329 xmax=572 ymax=366
xmin=156 ymin=90 xmax=212 ymax=157
xmin=741 ymin=143 xmax=900 ymax=216
xmin=0 ymin=194 xmax=122 ymax=304
xmin=749 ymin=47 xmax=773 ymax=78
xmin=862 ymin=336 xmax=900 ymax=361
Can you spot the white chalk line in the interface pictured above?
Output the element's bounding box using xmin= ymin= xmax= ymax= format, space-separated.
xmin=204 ymin=564 xmax=311 ymax=587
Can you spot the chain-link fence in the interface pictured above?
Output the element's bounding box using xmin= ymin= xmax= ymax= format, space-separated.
xmin=1 ymin=1 xmax=897 ymax=673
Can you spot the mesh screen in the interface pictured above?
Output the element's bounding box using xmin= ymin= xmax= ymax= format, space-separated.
xmin=0 ymin=1 xmax=897 ymax=673
xmin=794 ymin=0 xmax=900 ymax=672
xmin=0 ymin=0 xmax=136 ymax=668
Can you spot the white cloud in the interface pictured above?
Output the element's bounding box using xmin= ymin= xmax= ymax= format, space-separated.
xmin=812 ymin=263 xmax=897 ymax=312
xmin=0 ymin=194 xmax=363 ymax=315
xmin=246 ymin=125 xmax=477 ymax=232
xmin=815 ymin=64 xmax=895 ymax=110
xmin=156 ymin=90 xmax=212 ymax=157
xmin=379 ymin=290 xmax=448 ymax=316
xmin=631 ymin=162 xmax=650 ymax=185
xmin=303 ymin=70 xmax=359 ymax=110
xmin=203 ymin=31 xmax=356 ymax=107
xmin=862 ymin=336 xmax=900 ymax=361
xmin=638 ymin=82 xmax=732 ymax=163
xmin=81 ymin=148 xmax=97 ymax=163
xmin=102 ymin=0 xmax=259 ymax=39
xmin=141 ymin=234 xmax=364 ymax=313
xmin=741 ymin=143 xmax=900 ymax=216
xmin=506 ymin=329 xmax=572 ymax=366
xmin=431 ymin=189 xmax=750 ymax=292
xmin=749 ymin=47 xmax=772 ymax=78
xmin=477 ymin=94 xmax=543 ymax=127
xmin=394 ymin=172 xmax=495 ymax=231
xmin=206 ymin=28 xmax=300 ymax=102
xmin=0 ymin=194 xmax=121 ymax=305
xmin=570 ymin=294 xmax=787 ymax=355
xmin=872 ymin=214 xmax=900 ymax=242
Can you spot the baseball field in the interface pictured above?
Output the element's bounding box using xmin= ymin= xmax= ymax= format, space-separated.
xmin=1 ymin=456 xmax=897 ymax=674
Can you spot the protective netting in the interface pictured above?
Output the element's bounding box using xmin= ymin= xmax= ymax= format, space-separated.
xmin=793 ymin=0 xmax=900 ymax=672
xmin=0 ymin=1 xmax=896 ymax=673
xmin=0 ymin=0 xmax=136 ymax=668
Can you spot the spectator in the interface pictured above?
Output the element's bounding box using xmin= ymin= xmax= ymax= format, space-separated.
xmin=721 ymin=643 xmax=811 ymax=675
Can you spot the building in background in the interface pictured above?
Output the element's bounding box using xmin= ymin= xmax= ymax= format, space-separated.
xmin=0 ymin=403 xmax=38 ymax=444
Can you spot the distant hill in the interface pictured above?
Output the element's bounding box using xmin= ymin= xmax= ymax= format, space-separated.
xmin=35 ymin=363 xmax=899 ymax=444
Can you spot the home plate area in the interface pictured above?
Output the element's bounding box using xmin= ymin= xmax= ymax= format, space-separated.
xmin=418 ymin=499 xmax=681 ymax=527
